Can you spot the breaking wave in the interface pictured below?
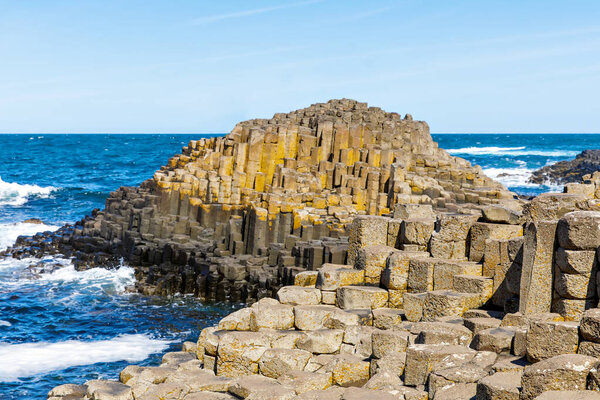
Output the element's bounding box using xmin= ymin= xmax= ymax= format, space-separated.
xmin=0 ymin=176 xmax=58 ymax=207
xmin=483 ymin=166 xmax=562 ymax=192
xmin=0 ymin=222 xmax=60 ymax=251
xmin=446 ymin=146 xmax=579 ymax=158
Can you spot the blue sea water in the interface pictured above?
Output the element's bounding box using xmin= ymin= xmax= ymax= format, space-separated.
xmin=0 ymin=134 xmax=237 ymax=400
xmin=0 ymin=133 xmax=598 ymax=399
xmin=432 ymin=133 xmax=600 ymax=196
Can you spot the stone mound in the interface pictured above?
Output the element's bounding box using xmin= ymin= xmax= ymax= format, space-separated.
xmin=2 ymin=99 xmax=517 ymax=301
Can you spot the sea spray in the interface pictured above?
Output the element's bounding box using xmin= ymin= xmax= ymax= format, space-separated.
xmin=0 ymin=176 xmax=57 ymax=207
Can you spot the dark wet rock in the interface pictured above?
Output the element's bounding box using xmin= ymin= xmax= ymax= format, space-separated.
xmin=529 ymin=149 xmax=600 ymax=185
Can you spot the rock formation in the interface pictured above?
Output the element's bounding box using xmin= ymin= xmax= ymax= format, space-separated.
xmin=7 ymin=99 xmax=600 ymax=398
xmin=530 ymin=149 xmax=600 ymax=185
xmin=2 ymin=99 xmax=516 ymax=303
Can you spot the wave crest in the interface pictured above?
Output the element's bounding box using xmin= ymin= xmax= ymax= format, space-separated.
xmin=0 ymin=176 xmax=58 ymax=207
xmin=483 ymin=166 xmax=562 ymax=191
xmin=446 ymin=146 xmax=579 ymax=157
xmin=0 ymin=222 xmax=60 ymax=251
xmin=0 ymin=334 xmax=171 ymax=381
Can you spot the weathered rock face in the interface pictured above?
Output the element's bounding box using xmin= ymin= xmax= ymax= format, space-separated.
xmin=42 ymin=116 xmax=600 ymax=398
xmin=1 ymin=99 xmax=516 ymax=303
xmin=530 ymin=149 xmax=600 ymax=185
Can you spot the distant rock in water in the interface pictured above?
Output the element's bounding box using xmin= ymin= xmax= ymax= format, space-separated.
xmin=529 ymin=149 xmax=600 ymax=185
xmin=22 ymin=218 xmax=45 ymax=224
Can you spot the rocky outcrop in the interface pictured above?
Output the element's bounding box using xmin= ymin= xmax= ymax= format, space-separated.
xmin=34 ymin=100 xmax=600 ymax=398
xmin=54 ymin=235 xmax=600 ymax=398
xmin=2 ymin=99 xmax=517 ymax=303
xmin=530 ymin=149 xmax=600 ymax=185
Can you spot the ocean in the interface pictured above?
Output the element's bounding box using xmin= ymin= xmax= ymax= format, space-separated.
xmin=0 ymin=133 xmax=597 ymax=399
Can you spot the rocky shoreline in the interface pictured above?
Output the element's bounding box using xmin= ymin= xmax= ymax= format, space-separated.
xmin=529 ymin=149 xmax=600 ymax=186
xmin=4 ymin=99 xmax=600 ymax=399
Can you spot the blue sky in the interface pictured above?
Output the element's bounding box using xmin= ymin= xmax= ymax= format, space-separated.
xmin=1 ymin=0 xmax=600 ymax=133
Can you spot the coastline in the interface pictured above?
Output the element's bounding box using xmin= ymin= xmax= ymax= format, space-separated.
xmin=4 ymin=100 xmax=600 ymax=398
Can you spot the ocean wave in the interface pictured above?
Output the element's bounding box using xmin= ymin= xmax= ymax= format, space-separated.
xmin=0 ymin=334 xmax=171 ymax=382
xmin=483 ymin=166 xmax=563 ymax=191
xmin=39 ymin=262 xmax=136 ymax=294
xmin=0 ymin=176 xmax=58 ymax=207
xmin=0 ymin=222 xmax=60 ymax=251
xmin=0 ymin=256 xmax=136 ymax=295
xmin=446 ymin=146 xmax=579 ymax=158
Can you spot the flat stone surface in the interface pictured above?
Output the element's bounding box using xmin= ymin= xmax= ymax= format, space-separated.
xmin=521 ymin=354 xmax=600 ymax=400
xmin=526 ymin=320 xmax=579 ymax=362
xmin=336 ymin=286 xmax=388 ymax=310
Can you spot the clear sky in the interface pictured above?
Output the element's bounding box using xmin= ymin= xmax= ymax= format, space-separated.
xmin=1 ymin=0 xmax=600 ymax=133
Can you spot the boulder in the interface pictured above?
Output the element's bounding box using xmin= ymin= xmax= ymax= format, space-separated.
xmin=469 ymin=223 xmax=523 ymax=263
xmin=483 ymin=205 xmax=523 ymax=225
xmin=400 ymin=218 xmax=435 ymax=247
xmin=557 ymin=211 xmax=600 ymax=250
xmin=403 ymin=344 xmax=475 ymax=386
xmin=372 ymin=308 xmax=404 ymax=329
xmin=422 ymin=290 xmax=478 ymax=320
xmin=277 ymin=370 xmax=332 ymax=394
xmin=336 ymin=286 xmax=388 ymax=310
xmin=407 ymin=258 xmax=438 ymax=292
xmin=315 ymin=264 xmax=364 ymax=291
xmin=369 ymin=353 xmax=406 ymax=377
xmin=162 ymin=351 xmax=196 ymax=365
xmin=218 ymin=308 xmax=252 ymax=331
xmin=228 ymin=375 xmax=295 ymax=400
xmin=258 ymin=348 xmax=312 ymax=378
xmin=136 ymin=382 xmax=189 ymax=399
xmin=411 ymin=321 xmax=472 ymax=346
xmin=362 ymin=370 xmax=402 ymax=390
xmin=371 ymin=329 xmax=410 ymax=358
xmin=355 ymin=245 xmax=397 ymax=284
xmin=347 ymin=216 xmax=389 ymax=265
xmin=520 ymin=354 xmax=600 ymax=400
xmin=555 ymin=248 xmax=597 ymax=275
xmin=526 ymin=320 xmax=579 ymax=362
xmin=581 ymin=308 xmax=600 ymax=343
xmin=320 ymin=354 xmax=370 ymax=387
xmin=404 ymin=292 xmax=427 ymax=322
xmin=433 ymin=260 xmax=482 ymax=291
xmin=48 ymin=384 xmax=88 ymax=400
xmin=295 ymin=271 xmax=319 ymax=287
xmin=296 ymin=329 xmax=344 ymax=354
xmin=85 ymin=380 xmax=133 ymax=400
xmin=470 ymin=327 xmax=515 ymax=354
xmin=277 ymin=286 xmax=322 ymax=305
xmin=249 ymin=299 xmax=294 ymax=331
xmin=476 ymin=371 xmax=522 ymax=400
xmin=464 ymin=317 xmax=502 ymax=334
xmin=523 ymin=193 xmax=587 ymax=222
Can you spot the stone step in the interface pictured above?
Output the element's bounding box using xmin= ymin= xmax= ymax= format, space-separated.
xmin=405 ymin=289 xmax=483 ymax=322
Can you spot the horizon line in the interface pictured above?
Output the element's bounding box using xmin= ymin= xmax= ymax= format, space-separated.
xmin=1 ymin=132 xmax=600 ymax=135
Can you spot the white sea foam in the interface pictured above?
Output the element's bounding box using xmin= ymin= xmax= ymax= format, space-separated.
xmin=0 ymin=320 xmax=11 ymax=327
xmin=39 ymin=263 xmax=136 ymax=294
xmin=0 ymin=256 xmax=135 ymax=295
xmin=483 ymin=166 xmax=563 ymax=191
xmin=446 ymin=146 xmax=579 ymax=158
xmin=0 ymin=334 xmax=171 ymax=381
xmin=0 ymin=176 xmax=58 ymax=207
xmin=0 ymin=222 xmax=60 ymax=251
xmin=446 ymin=146 xmax=526 ymax=155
